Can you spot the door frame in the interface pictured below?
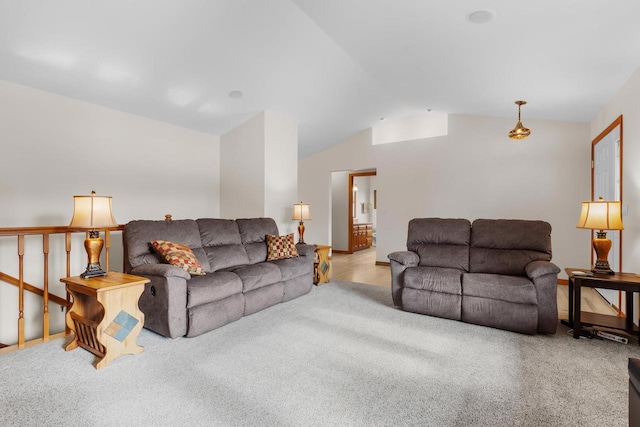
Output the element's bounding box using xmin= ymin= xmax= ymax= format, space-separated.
xmin=348 ymin=171 xmax=377 ymax=253
xmin=591 ymin=114 xmax=623 ymax=309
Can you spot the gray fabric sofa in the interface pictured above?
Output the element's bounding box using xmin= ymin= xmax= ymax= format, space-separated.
xmin=124 ymin=217 xmax=314 ymax=338
xmin=388 ymin=218 xmax=560 ymax=335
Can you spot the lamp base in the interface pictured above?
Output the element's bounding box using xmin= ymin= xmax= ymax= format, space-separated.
xmin=297 ymin=221 xmax=305 ymax=244
xmin=591 ymin=231 xmax=615 ymax=275
xmin=80 ymin=263 xmax=108 ymax=279
xmin=80 ymin=231 xmax=107 ymax=279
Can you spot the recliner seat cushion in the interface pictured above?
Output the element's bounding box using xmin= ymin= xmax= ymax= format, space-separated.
xmin=224 ymin=262 xmax=282 ymax=292
xmin=271 ymin=256 xmax=311 ymax=281
xmin=404 ymin=266 xmax=463 ymax=295
xmin=407 ymin=218 xmax=471 ymax=271
xmin=462 ymin=273 xmax=537 ymax=305
xmin=186 ymin=271 xmax=242 ymax=308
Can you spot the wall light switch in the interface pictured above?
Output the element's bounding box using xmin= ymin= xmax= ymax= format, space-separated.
xmin=622 ymin=203 xmax=629 ymax=215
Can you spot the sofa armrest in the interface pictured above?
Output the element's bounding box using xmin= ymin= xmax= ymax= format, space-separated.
xmin=131 ymin=264 xmax=191 ymax=280
xmin=296 ymin=243 xmax=316 ymax=258
xmin=525 ymin=260 xmax=560 ymax=280
xmin=388 ymin=251 xmax=419 ymax=267
xmin=388 ymin=251 xmax=419 ymax=306
xmin=130 ymin=265 xmax=189 ymax=338
xmin=525 ymin=260 xmax=561 ymax=334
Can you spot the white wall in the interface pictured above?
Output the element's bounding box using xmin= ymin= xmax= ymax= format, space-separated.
xmin=299 ymin=114 xmax=591 ymax=275
xmin=264 ymin=111 xmax=298 ymax=235
xmin=0 ymin=79 xmax=220 ymax=343
xmin=299 ymin=130 xmax=375 ymax=247
xmin=221 ymin=111 xmax=298 ymax=235
xmin=591 ymin=66 xmax=640 ymax=275
xmin=331 ymin=171 xmax=349 ymax=251
xmin=220 ymin=112 xmax=265 ymax=219
xmin=591 ymin=65 xmax=640 ymax=317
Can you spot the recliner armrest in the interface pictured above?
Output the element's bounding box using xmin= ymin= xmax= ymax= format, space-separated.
xmin=388 ymin=251 xmax=419 ymax=267
xmin=295 ymin=243 xmax=316 ymax=258
xmin=131 ymin=264 xmax=191 ymax=280
xmin=525 ymin=260 xmax=560 ymax=280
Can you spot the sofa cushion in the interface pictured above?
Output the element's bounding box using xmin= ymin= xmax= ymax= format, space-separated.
xmin=266 ymin=233 xmax=299 ymax=261
xmin=186 ymin=271 xmax=243 ymax=308
xmin=224 ymin=262 xmax=282 ymax=292
xmin=407 ymin=218 xmax=471 ymax=271
xmin=469 ymin=219 xmax=552 ymax=275
xmin=462 ymin=273 xmax=537 ymax=305
xmin=197 ymin=219 xmax=251 ymax=272
xmin=271 ymin=256 xmax=310 ymax=281
xmin=125 ymin=219 xmax=209 ymax=271
xmin=404 ymin=266 xmax=463 ymax=295
xmin=237 ymin=218 xmax=279 ymax=264
xmin=151 ymin=240 xmax=206 ymax=276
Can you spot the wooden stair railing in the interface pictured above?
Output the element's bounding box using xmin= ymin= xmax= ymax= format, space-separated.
xmin=0 ymin=225 xmax=124 ymax=353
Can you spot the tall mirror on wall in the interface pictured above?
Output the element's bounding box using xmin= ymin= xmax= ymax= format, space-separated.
xmin=592 ymin=115 xmax=623 ymax=305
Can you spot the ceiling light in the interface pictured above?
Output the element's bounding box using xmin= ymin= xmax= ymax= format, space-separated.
xmin=467 ymin=10 xmax=495 ymax=24
xmin=228 ymin=90 xmax=243 ymax=99
xmin=508 ymin=100 xmax=531 ymax=140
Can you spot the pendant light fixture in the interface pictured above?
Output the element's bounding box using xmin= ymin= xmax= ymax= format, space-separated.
xmin=508 ymin=100 xmax=531 ymax=140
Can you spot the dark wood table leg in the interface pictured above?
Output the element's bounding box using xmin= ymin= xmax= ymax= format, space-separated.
xmin=626 ymin=291 xmax=634 ymax=331
xmin=573 ymin=278 xmax=582 ymax=339
xmin=568 ymin=275 xmax=574 ymax=325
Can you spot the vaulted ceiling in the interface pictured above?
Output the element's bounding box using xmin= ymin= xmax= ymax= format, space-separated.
xmin=1 ymin=1 xmax=639 ymax=157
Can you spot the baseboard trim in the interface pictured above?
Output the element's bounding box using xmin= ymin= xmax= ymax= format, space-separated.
xmin=558 ymin=279 xmax=568 ymax=285
xmin=376 ymin=261 xmax=390 ymax=266
xmin=332 ymin=250 xmax=350 ymax=254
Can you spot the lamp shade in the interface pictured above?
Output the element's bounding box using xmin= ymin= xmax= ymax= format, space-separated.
xmin=576 ymin=198 xmax=623 ymax=231
xmin=292 ymin=202 xmax=311 ymax=221
xmin=69 ymin=191 xmax=117 ymax=229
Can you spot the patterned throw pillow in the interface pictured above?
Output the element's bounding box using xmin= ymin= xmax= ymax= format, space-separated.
xmin=150 ymin=240 xmax=205 ymax=276
xmin=266 ymin=233 xmax=299 ymax=261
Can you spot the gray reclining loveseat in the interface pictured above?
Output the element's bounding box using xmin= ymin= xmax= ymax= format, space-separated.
xmin=124 ymin=217 xmax=314 ymax=338
xmin=388 ymin=218 xmax=560 ymax=335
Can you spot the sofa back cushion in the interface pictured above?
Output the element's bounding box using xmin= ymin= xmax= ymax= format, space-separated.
xmin=407 ymin=218 xmax=471 ymax=271
xmin=196 ymin=218 xmax=251 ymax=272
xmin=236 ymin=218 xmax=279 ymax=264
xmin=469 ymin=219 xmax=552 ymax=276
xmin=124 ymin=219 xmax=210 ymax=272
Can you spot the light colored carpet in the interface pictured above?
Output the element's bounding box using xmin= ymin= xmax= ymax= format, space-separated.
xmin=0 ymin=280 xmax=636 ymax=426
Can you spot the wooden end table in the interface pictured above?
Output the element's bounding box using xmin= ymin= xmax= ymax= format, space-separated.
xmin=61 ymin=272 xmax=149 ymax=369
xmin=564 ymin=267 xmax=640 ymax=344
xmin=314 ymin=245 xmax=331 ymax=285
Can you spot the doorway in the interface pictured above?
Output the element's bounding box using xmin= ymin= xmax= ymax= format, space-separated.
xmin=330 ymin=169 xmax=377 ymax=254
xmin=349 ymin=171 xmax=377 ymax=253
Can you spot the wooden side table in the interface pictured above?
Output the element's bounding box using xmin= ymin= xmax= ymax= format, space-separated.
xmin=314 ymin=245 xmax=331 ymax=285
xmin=61 ymin=272 xmax=149 ymax=369
xmin=564 ymin=267 xmax=640 ymax=344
